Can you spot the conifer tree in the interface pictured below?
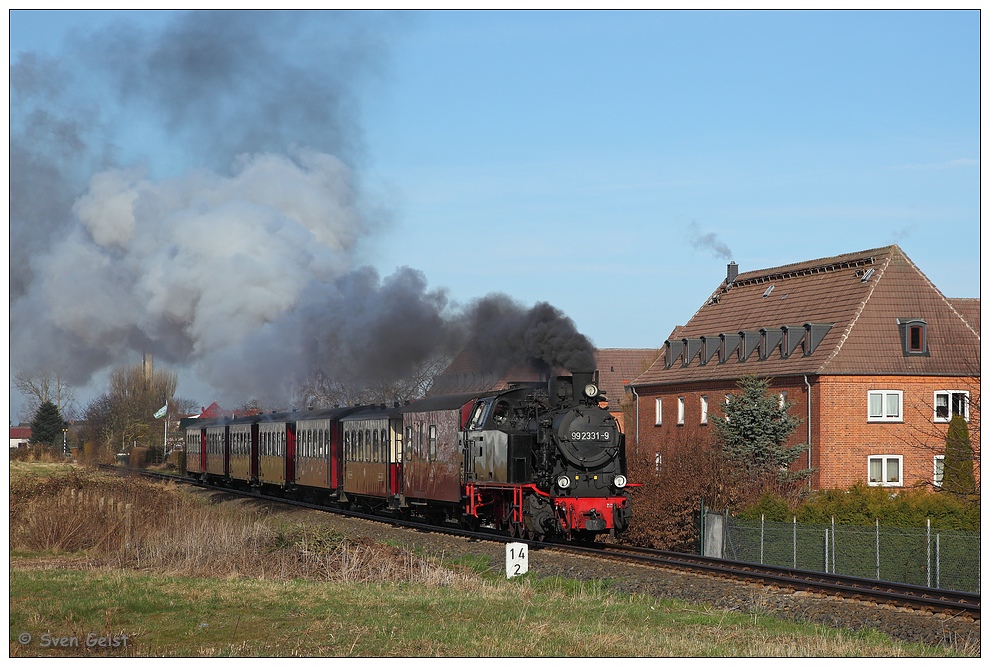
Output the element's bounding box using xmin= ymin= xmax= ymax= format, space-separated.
xmin=29 ymin=400 xmax=66 ymax=449
xmin=942 ymin=415 xmax=976 ymax=495
xmin=710 ymin=375 xmax=811 ymax=495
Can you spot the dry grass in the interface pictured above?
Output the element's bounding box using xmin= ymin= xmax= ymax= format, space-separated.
xmin=9 ymin=464 xmax=475 ymax=588
xmin=9 ymin=463 xmax=974 ymax=657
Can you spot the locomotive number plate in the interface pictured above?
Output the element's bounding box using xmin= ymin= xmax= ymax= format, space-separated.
xmin=570 ymin=431 xmax=611 ymax=441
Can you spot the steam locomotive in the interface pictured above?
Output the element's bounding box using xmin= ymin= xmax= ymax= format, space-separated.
xmin=183 ymin=370 xmax=632 ymax=541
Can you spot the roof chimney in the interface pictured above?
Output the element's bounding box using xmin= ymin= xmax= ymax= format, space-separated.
xmin=726 ymin=261 xmax=738 ymax=284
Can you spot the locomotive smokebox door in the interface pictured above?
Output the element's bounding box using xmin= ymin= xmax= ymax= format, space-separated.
xmin=554 ymin=408 xmax=619 ymax=469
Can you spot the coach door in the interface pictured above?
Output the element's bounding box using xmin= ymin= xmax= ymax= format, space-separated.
xmin=389 ymin=417 xmax=403 ymax=497
xmin=285 ymin=423 xmax=297 ymax=486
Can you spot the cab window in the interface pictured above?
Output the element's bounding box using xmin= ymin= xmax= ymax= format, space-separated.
xmin=468 ymin=399 xmax=493 ymax=430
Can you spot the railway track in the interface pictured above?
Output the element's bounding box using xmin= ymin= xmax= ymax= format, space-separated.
xmin=112 ymin=465 xmax=980 ymax=620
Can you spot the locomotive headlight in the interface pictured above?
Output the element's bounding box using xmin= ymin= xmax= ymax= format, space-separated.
xmin=557 ymin=476 xmax=572 ymax=489
xmin=583 ymin=383 xmax=599 ymax=398
xmin=613 ymin=475 xmax=627 ymax=489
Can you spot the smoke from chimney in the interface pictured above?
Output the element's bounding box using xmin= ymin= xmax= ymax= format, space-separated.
xmin=689 ymin=221 xmax=733 ymax=260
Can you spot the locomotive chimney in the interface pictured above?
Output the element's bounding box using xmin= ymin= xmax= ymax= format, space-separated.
xmin=726 ymin=261 xmax=738 ymax=285
xmin=571 ymin=371 xmax=594 ymax=404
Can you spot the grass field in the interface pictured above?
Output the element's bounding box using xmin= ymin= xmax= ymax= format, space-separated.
xmin=7 ymin=462 xmax=975 ymax=657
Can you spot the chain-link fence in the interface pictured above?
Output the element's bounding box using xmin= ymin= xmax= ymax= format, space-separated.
xmin=704 ymin=512 xmax=980 ymax=594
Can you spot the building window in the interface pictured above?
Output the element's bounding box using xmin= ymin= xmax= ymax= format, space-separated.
xmin=868 ymin=455 xmax=903 ymax=487
xmin=933 ymin=455 xmax=945 ymax=488
xmin=677 ymin=397 xmax=685 ymax=425
xmin=909 ymin=325 xmax=925 ymax=352
xmin=779 ymin=391 xmax=788 ymax=410
xmin=655 ymin=452 xmax=662 ymax=474
xmin=897 ymin=318 xmax=928 ymax=356
xmin=934 ymin=391 xmax=969 ymax=422
xmin=700 ymin=395 xmax=708 ymax=424
xmin=654 ymin=398 xmax=662 ymax=426
xmin=867 ymin=390 xmax=902 ymax=422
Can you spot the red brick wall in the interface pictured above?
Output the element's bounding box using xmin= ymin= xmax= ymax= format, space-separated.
xmin=816 ymin=375 xmax=980 ymax=490
xmin=632 ymin=374 xmax=980 ymax=492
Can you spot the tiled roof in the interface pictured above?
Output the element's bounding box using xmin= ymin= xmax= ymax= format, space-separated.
xmin=950 ymin=298 xmax=980 ymax=336
xmin=594 ymin=348 xmax=661 ymax=401
xmin=633 ymin=245 xmax=980 ymax=386
xmin=9 ymin=427 xmax=31 ymax=439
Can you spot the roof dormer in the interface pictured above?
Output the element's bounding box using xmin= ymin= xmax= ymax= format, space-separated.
xmin=897 ymin=318 xmax=929 ymax=356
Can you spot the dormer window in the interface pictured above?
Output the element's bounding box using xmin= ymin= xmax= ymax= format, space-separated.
xmin=897 ymin=318 xmax=928 ymax=356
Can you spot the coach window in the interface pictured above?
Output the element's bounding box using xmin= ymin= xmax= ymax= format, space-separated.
xmin=429 ymin=424 xmax=438 ymax=461
xmin=373 ymin=428 xmax=380 ymax=463
xmin=405 ymin=426 xmax=413 ymax=461
xmin=381 ymin=429 xmax=388 ymax=462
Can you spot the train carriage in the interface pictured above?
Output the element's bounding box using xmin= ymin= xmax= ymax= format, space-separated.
xmin=184 ymin=422 xmax=206 ymax=477
xmin=294 ymin=406 xmax=357 ymax=493
xmin=228 ymin=415 xmax=259 ymax=485
xmin=399 ymin=392 xmax=491 ymax=505
xmin=341 ymin=405 xmax=402 ymax=508
xmin=204 ymin=420 xmax=230 ymax=481
xmin=258 ymin=413 xmax=296 ymax=491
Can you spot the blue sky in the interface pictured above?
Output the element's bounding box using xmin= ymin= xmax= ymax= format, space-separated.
xmin=7 ymin=9 xmax=981 ymax=416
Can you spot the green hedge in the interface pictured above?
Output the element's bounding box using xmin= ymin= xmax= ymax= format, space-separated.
xmin=737 ymin=484 xmax=979 ymax=531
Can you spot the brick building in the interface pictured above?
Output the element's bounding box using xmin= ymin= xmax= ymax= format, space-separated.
xmin=629 ymin=245 xmax=980 ymax=491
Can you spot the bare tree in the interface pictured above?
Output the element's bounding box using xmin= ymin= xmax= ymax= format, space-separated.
xmin=81 ymin=362 xmax=180 ymax=459
xmin=297 ymin=353 xmax=454 ymax=409
xmin=13 ymin=367 xmax=79 ymax=421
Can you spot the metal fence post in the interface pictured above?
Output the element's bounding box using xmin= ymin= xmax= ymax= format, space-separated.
xmin=824 ymin=528 xmax=829 ymax=573
xmin=875 ymin=518 xmax=880 ymax=580
xmin=936 ymin=533 xmax=941 ymax=589
xmin=926 ymin=518 xmax=931 ymax=588
xmin=792 ymin=515 xmax=797 ymax=569
xmin=831 ymin=516 xmax=836 ymax=574
xmin=760 ymin=514 xmax=766 ymax=565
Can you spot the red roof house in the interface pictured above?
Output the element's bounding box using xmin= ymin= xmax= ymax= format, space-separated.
xmin=630 ymin=245 xmax=980 ymax=491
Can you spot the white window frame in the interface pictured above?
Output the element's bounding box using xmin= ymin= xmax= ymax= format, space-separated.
xmin=655 ymin=452 xmax=662 ymax=474
xmin=867 ymin=455 xmax=903 ymax=487
xmin=700 ymin=395 xmax=708 ymax=424
xmin=654 ymin=398 xmax=662 ymax=426
xmin=779 ymin=391 xmax=788 ymax=410
xmin=933 ymin=454 xmax=945 ymax=488
xmin=677 ymin=397 xmax=685 ymax=425
xmin=934 ymin=390 xmax=969 ymax=423
xmin=867 ymin=390 xmax=903 ymax=422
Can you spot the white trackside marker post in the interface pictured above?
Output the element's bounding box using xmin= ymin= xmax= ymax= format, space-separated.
xmin=506 ymin=542 xmax=528 ymax=578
